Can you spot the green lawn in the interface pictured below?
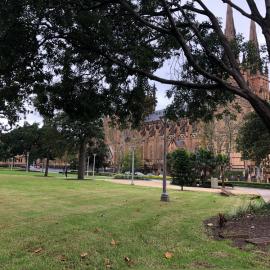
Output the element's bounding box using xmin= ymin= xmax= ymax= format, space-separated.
xmin=0 ymin=172 xmax=269 ymax=270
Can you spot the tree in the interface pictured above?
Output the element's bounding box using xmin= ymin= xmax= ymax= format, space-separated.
xmin=110 ymin=0 xmax=270 ymax=130
xmin=216 ymin=154 xmax=229 ymax=187
xmin=37 ymin=121 xmax=67 ymax=177
xmin=1 ymin=123 xmax=41 ymax=170
xmin=170 ymin=149 xmax=192 ymax=191
xmin=3 ymin=1 xmax=270 ymax=137
xmin=40 ymin=0 xmax=269 ymax=131
xmin=121 ymin=150 xmax=143 ymax=173
xmin=53 ymin=113 xmax=105 ymax=180
xmin=0 ymin=1 xmax=45 ymax=129
xmin=195 ymin=148 xmax=216 ymax=183
xmin=86 ymin=139 xmax=109 ymax=173
xmin=1 ymin=1 xmax=157 ymax=135
xmin=237 ymin=112 xmax=270 ymax=169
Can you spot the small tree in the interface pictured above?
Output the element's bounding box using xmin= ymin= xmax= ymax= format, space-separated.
xmin=216 ymin=154 xmax=229 ymax=188
xmin=195 ymin=148 xmax=216 ymax=184
xmin=37 ymin=121 xmax=67 ymax=177
xmin=237 ymin=112 xmax=270 ymax=180
xmin=170 ymin=149 xmax=192 ymax=191
xmin=121 ymin=150 xmax=142 ymax=173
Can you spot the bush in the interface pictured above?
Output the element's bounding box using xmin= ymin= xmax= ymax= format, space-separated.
xmin=95 ymin=172 xmax=115 ymax=177
xmin=170 ymin=149 xmax=194 ymax=190
xmin=113 ymin=174 xmax=172 ymax=180
xmin=114 ymin=174 xmax=145 ymax=180
xmin=228 ymin=181 xmax=270 ymax=189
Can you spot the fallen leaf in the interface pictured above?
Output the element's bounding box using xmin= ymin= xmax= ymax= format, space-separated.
xmin=80 ymin=252 xmax=88 ymax=259
xmin=33 ymin=247 xmax=43 ymax=254
xmin=124 ymin=257 xmax=135 ymax=267
xmin=94 ymin=227 xmax=101 ymax=233
xmin=104 ymin=258 xmax=112 ymax=268
xmin=207 ymin=223 xmax=214 ymax=227
xmin=164 ymin=252 xmax=173 ymax=259
xmin=110 ymin=239 xmax=118 ymax=246
xmin=57 ymin=255 xmax=67 ymax=261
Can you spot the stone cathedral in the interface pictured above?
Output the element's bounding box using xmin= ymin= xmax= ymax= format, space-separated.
xmin=104 ymin=3 xmax=270 ymax=176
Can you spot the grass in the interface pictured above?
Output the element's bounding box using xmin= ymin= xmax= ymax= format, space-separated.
xmin=0 ymin=171 xmax=270 ymax=269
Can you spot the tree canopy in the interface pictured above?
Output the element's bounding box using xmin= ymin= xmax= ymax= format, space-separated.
xmin=1 ymin=0 xmax=270 ymax=132
xmin=237 ymin=112 xmax=270 ymax=165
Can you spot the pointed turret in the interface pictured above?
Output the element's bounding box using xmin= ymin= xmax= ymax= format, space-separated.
xmin=249 ymin=20 xmax=262 ymax=73
xmin=224 ymin=1 xmax=236 ymax=41
xmin=249 ymin=20 xmax=259 ymax=52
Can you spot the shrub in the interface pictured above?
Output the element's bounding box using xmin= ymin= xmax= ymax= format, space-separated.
xmin=170 ymin=149 xmax=194 ymax=190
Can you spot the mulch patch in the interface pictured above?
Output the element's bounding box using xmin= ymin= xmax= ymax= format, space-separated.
xmin=205 ymin=213 xmax=270 ymax=250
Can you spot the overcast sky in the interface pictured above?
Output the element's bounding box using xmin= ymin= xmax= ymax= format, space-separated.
xmin=20 ymin=1 xmax=268 ymax=124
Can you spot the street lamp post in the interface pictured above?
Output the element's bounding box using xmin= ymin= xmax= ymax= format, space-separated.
xmin=160 ymin=118 xmax=169 ymax=202
xmin=87 ymin=156 xmax=90 ymax=177
xmin=92 ymin=153 xmax=96 ymax=178
xmin=131 ymin=146 xmax=135 ymax=185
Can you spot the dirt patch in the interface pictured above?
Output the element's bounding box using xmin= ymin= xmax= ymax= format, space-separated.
xmin=205 ymin=213 xmax=270 ymax=249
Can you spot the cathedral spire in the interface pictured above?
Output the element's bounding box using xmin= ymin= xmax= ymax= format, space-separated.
xmin=224 ymin=0 xmax=236 ymax=40
xmin=249 ymin=20 xmax=259 ymax=52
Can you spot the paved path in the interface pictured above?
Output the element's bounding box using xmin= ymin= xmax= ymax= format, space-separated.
xmin=234 ymin=187 xmax=270 ymax=203
xmin=104 ymin=179 xmax=270 ymax=202
xmin=104 ymin=179 xmax=267 ymax=197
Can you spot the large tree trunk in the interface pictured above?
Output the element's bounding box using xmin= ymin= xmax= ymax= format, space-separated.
xmin=261 ymin=14 xmax=270 ymax=62
xmin=247 ymin=92 xmax=270 ymax=132
xmin=44 ymin=157 xmax=49 ymax=177
xmin=78 ymin=138 xmax=87 ymax=180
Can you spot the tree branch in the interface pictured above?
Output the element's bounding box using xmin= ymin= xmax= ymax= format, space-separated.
xmin=118 ymin=0 xmax=171 ymax=35
xmin=221 ymin=0 xmax=253 ymax=20
xmin=100 ymin=51 xmax=220 ymax=89
xmin=266 ymin=0 xmax=270 ymax=20
xmin=246 ymin=0 xmax=263 ymax=21
xmin=177 ymin=4 xmax=234 ymax=77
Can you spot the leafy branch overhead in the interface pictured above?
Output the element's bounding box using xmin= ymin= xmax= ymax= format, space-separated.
xmin=1 ymin=1 xmax=270 ymax=131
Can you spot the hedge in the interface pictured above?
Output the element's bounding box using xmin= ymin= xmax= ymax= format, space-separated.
xmin=113 ymin=174 xmax=172 ymax=180
xmin=228 ymin=181 xmax=270 ymax=189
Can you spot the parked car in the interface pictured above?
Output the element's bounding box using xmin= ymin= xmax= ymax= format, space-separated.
xmin=135 ymin=172 xmax=144 ymax=176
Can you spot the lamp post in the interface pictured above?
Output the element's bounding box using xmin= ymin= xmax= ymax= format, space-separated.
xmin=87 ymin=156 xmax=90 ymax=177
xmin=160 ymin=118 xmax=169 ymax=202
xmin=92 ymin=153 xmax=96 ymax=178
xmin=131 ymin=146 xmax=135 ymax=185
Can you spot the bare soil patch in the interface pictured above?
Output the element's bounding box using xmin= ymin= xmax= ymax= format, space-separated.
xmin=205 ymin=212 xmax=270 ymax=249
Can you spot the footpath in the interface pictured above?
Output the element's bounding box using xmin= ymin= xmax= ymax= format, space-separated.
xmin=104 ymin=179 xmax=270 ymax=202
